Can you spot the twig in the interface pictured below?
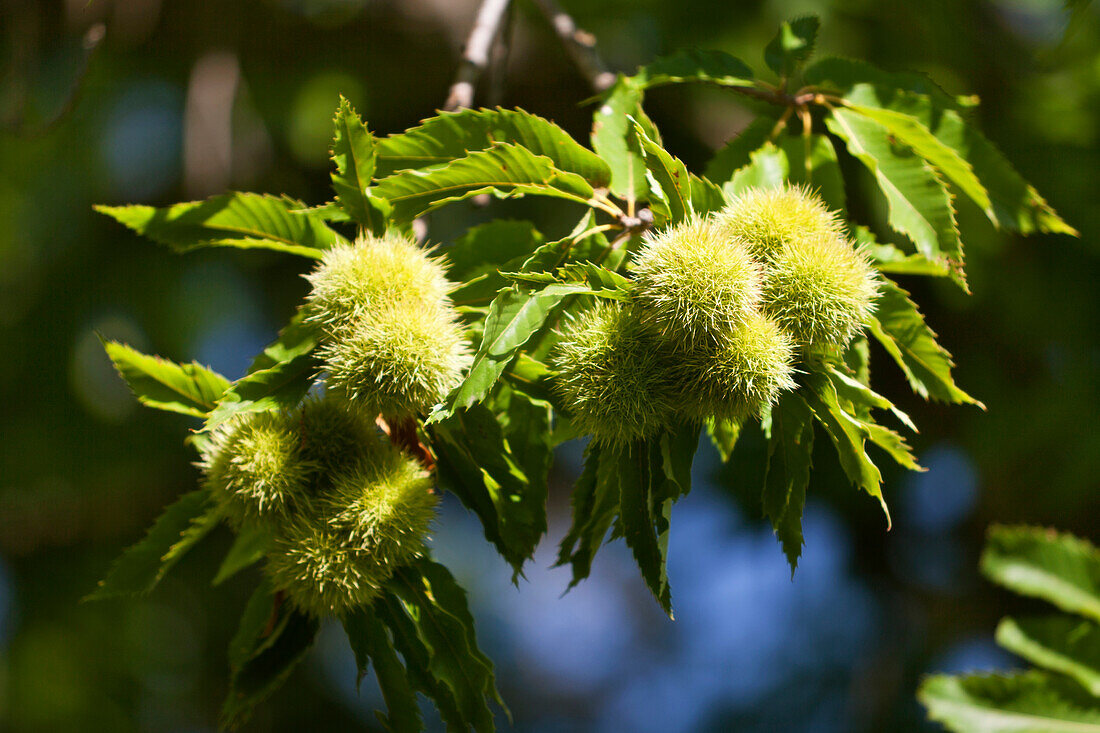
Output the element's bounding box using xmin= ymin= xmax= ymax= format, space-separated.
xmin=487 ymin=0 xmax=516 ymax=107
xmin=443 ymin=0 xmax=513 ymax=111
xmin=376 ymin=415 xmax=437 ymax=473
xmin=262 ymin=590 xmax=285 ymax=637
xmin=529 ymin=0 xmax=616 ymax=93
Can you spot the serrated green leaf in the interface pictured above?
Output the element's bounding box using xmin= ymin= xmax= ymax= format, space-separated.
xmin=343 ymin=608 xmax=422 ymax=731
xmin=918 ymin=671 xmax=1100 ymax=733
xmin=705 ymin=415 xmax=744 ymax=462
xmin=996 ymin=616 xmax=1100 ymax=696
xmin=213 ymin=524 xmax=273 ymax=586
xmin=764 ymin=16 xmax=820 ymax=78
xmin=374 ymin=143 xmax=598 ymax=223
xmin=821 ymin=365 xmax=922 ymax=473
xmin=227 ymin=579 xmax=277 ymax=673
xmin=762 ymin=391 xmax=815 ymax=573
xmin=437 ymin=281 xmax=612 ymax=418
xmin=827 ymin=364 xmax=917 ymax=433
xmin=375 ymin=107 xmax=610 ymax=185
xmin=801 ymin=371 xmax=890 ymax=527
xmin=660 ymin=422 xmax=700 ymax=499
xmin=982 ymin=525 xmax=1100 ymax=623
xmin=494 ymin=387 xmax=554 ymax=514
xmin=103 ymin=340 xmax=229 ymax=418
xmin=592 ymin=79 xmax=658 ymax=201
xmin=857 ymin=226 xmax=952 ymax=277
xmin=844 ymin=100 xmax=992 ymax=218
xmin=86 ymin=490 xmax=219 ymax=600
xmin=806 ymin=61 xmax=1075 ymax=235
xmin=96 ymin=193 xmax=346 ymax=257
xmin=385 ymin=561 xmax=504 ymax=733
xmin=376 ymin=595 xmax=465 ymax=731
xmin=204 ymin=352 xmax=318 ymax=432
xmin=628 ymin=120 xmax=725 ymax=224
xmin=869 ymin=278 xmax=983 ymax=406
xmin=725 ymin=142 xmax=789 ymax=197
xmin=223 ymin=602 xmax=320 ymax=729
xmin=629 ymin=49 xmax=755 ymax=91
xmin=299 ymin=201 xmax=352 ymax=222
xmin=616 ymin=440 xmax=674 ymax=617
xmin=506 ymin=261 xmax=632 ymax=294
xmin=844 ymin=336 xmax=872 ymax=389
xmin=705 ymin=116 xmax=778 ymax=185
xmin=556 ymin=443 xmax=622 ymax=588
xmin=431 ymin=396 xmax=548 ymax=578
xmin=826 ymin=107 xmax=966 ymax=284
xmin=330 ymin=97 xmax=390 ymax=232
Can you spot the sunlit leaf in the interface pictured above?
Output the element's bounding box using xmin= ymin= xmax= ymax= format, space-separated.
xmin=761 ymin=391 xmax=815 ymax=573
xmin=96 ymin=193 xmax=346 ymax=257
xmin=103 ymin=340 xmax=229 ymax=418
xmin=725 ymin=142 xmax=789 ymax=197
xmin=375 ymin=107 xmax=610 ymax=185
xmin=205 ymin=352 xmax=319 ymax=432
xmin=330 ymin=96 xmax=391 ymax=232
xmin=374 ymin=143 xmax=598 ymax=223
xmin=629 ymin=119 xmax=725 ymax=224
xmin=806 ymin=58 xmax=1076 ymax=235
xmin=826 ymin=107 xmax=965 ymax=285
xmin=801 ymin=370 xmax=890 ymax=527
xmin=591 ymin=79 xmax=659 ymax=201
xmin=869 ymin=278 xmax=982 ymax=406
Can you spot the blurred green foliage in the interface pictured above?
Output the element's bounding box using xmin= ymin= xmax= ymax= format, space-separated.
xmin=0 ymin=0 xmax=1097 ymax=730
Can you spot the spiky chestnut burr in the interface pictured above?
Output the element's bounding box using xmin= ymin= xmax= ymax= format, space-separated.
xmin=551 ymin=302 xmax=678 ymax=444
xmin=714 ymin=184 xmax=844 ymax=261
xmin=678 ymin=312 xmax=797 ymax=421
xmin=296 ymin=397 xmax=385 ymax=474
xmin=319 ymin=300 xmax=471 ymax=419
xmin=760 ymin=232 xmax=879 ymax=348
xmin=631 ymin=217 xmax=763 ymax=346
xmin=264 ymin=443 xmax=437 ymax=618
xmin=304 ymin=232 xmax=452 ymax=335
xmin=200 ymin=412 xmax=315 ymax=528
xmin=324 ymin=450 xmax=436 ymax=566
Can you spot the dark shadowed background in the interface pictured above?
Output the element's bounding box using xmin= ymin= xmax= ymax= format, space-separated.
xmin=1 ymin=0 xmax=1097 ymax=730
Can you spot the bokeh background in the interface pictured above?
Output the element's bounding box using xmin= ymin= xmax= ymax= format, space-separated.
xmin=1 ymin=0 xmax=1098 ymax=730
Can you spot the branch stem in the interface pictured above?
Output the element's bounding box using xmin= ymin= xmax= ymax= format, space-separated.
xmin=444 ymin=0 xmax=514 ymax=111
xmin=529 ymin=0 xmax=616 ymax=92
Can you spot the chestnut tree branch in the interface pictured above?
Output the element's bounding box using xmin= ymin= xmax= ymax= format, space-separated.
xmin=443 ymin=0 xmax=514 ymax=111
xmin=529 ymin=0 xmax=616 ymax=93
